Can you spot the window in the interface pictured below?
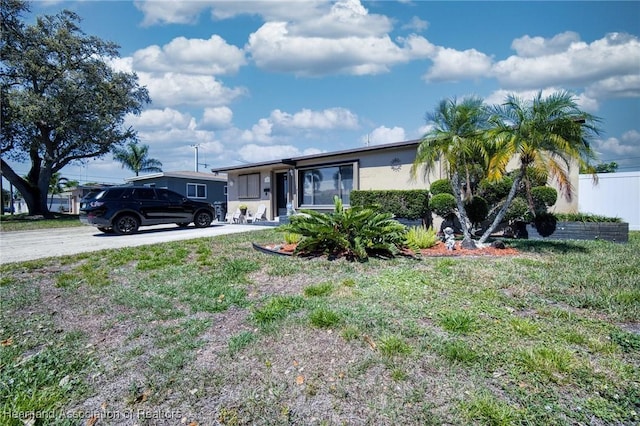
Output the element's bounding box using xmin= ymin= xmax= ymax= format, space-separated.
xmin=238 ymin=173 xmax=260 ymax=199
xmin=187 ymin=183 xmax=207 ymax=199
xmin=299 ymin=164 xmax=353 ymax=206
xmin=133 ymin=188 xmax=157 ymax=200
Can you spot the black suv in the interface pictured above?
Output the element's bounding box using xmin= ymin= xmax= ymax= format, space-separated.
xmin=80 ymin=186 xmax=215 ymax=235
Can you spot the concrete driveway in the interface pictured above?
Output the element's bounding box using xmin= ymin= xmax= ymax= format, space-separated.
xmin=0 ymin=223 xmax=272 ymax=264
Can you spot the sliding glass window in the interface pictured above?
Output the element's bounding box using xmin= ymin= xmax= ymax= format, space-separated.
xmin=299 ymin=164 xmax=353 ymax=206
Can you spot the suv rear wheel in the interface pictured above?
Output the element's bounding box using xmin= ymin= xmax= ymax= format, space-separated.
xmin=113 ymin=214 xmax=140 ymax=235
xmin=194 ymin=210 xmax=213 ymax=228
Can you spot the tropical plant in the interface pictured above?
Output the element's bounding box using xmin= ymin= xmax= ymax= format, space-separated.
xmin=405 ymin=226 xmax=438 ymax=251
xmin=278 ymin=196 xmax=407 ymax=261
xmin=1 ymin=1 xmax=150 ymax=216
xmin=411 ymin=97 xmax=490 ymax=249
xmin=112 ymin=142 xmax=163 ymax=176
xmin=478 ymin=91 xmax=600 ymax=244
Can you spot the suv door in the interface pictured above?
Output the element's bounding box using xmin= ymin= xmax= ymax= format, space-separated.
xmin=159 ymin=189 xmax=194 ymax=221
xmin=132 ymin=187 xmax=170 ymax=223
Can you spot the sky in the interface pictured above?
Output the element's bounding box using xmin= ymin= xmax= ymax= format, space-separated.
xmin=5 ymin=0 xmax=640 ymax=187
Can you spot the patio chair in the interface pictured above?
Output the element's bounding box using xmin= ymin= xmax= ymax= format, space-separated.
xmin=253 ymin=204 xmax=267 ymax=222
xmin=230 ymin=208 xmax=241 ymax=223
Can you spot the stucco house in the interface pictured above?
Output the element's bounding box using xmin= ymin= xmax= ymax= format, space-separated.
xmin=211 ymin=139 xmax=581 ymax=222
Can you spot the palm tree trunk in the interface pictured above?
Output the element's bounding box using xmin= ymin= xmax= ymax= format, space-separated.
xmin=478 ymin=168 xmax=524 ymax=244
xmin=451 ymin=172 xmax=476 ymax=249
xmin=524 ymin=175 xmax=536 ymax=217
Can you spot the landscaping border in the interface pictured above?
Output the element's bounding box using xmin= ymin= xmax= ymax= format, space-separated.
xmin=526 ymin=221 xmax=629 ymax=243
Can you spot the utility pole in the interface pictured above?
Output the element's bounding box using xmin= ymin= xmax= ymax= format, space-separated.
xmin=191 ymin=144 xmax=200 ymax=172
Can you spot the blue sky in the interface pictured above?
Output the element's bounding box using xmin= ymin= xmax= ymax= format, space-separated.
xmin=9 ymin=0 xmax=640 ymax=185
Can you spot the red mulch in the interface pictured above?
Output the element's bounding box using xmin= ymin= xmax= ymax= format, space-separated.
xmin=259 ymin=241 xmax=519 ymax=258
xmin=414 ymin=241 xmax=519 ymax=257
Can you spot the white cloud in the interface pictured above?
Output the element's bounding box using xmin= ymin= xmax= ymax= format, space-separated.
xmin=132 ymin=36 xmax=246 ymax=75
xmin=423 ymin=47 xmax=493 ymax=82
xmin=288 ymin=0 xmax=392 ymax=38
xmin=270 ymin=108 xmax=358 ymax=130
xmin=594 ymin=135 xmax=638 ymax=157
xmin=402 ymin=16 xmax=429 ymax=32
xmin=247 ymin=21 xmax=431 ymax=76
xmin=126 ymin=108 xmax=194 ymax=131
xmin=202 ymin=107 xmax=234 ymax=129
xmin=493 ymin=32 xmax=640 ymax=92
xmin=135 ymin=1 xmax=209 ymax=26
xmin=240 ymin=119 xmax=274 ymax=144
xmin=233 ymin=107 xmax=359 ymax=144
xmin=363 ymin=126 xmax=406 ymax=145
xmin=138 ymin=72 xmax=247 ymax=108
xmin=585 ymin=74 xmax=640 ymax=99
xmin=511 ymin=31 xmax=580 ymax=58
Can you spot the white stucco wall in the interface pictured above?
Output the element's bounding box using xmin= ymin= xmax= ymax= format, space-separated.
xmin=578 ymin=171 xmax=640 ymax=230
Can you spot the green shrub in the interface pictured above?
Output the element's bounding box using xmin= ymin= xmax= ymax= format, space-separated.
xmin=531 ymin=186 xmax=557 ymax=211
xmin=478 ymin=176 xmax=513 ymax=206
xmin=464 ymin=196 xmax=489 ymax=225
xmin=405 ymin=226 xmax=438 ymax=250
xmin=429 ymin=193 xmax=456 ymax=218
xmin=278 ymin=196 xmax=407 ymax=261
xmin=429 ymin=179 xmax=453 ymax=195
xmin=350 ymin=190 xmax=429 ymax=220
xmin=504 ymin=197 xmax=531 ymax=222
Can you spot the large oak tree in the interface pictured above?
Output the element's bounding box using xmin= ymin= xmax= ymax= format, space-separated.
xmin=1 ymin=0 xmax=150 ymax=215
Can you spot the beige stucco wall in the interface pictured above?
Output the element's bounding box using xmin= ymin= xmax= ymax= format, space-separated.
xmin=226 ymin=167 xmax=275 ymax=221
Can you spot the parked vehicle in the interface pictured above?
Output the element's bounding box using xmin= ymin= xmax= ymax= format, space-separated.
xmin=79 ymin=186 xmax=215 ymax=234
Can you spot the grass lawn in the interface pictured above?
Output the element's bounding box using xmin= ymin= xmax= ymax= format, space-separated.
xmin=0 ymin=213 xmax=83 ymax=232
xmin=1 ymin=228 xmax=638 ymax=425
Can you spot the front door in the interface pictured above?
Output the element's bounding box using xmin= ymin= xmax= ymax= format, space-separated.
xmin=275 ymin=172 xmax=289 ymax=217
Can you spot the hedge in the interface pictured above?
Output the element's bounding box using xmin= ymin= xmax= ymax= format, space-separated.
xmin=350 ymin=190 xmax=430 ymax=220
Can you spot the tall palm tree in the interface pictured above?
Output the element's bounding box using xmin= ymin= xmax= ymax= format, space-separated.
xmin=411 ymin=97 xmax=490 ymax=249
xmin=478 ymin=90 xmax=600 ymax=244
xmin=112 ymin=142 xmax=163 ymax=176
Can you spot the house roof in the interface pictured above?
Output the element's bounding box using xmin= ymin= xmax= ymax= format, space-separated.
xmin=210 ymin=139 xmax=421 ymax=173
xmin=124 ymin=171 xmax=227 ymax=183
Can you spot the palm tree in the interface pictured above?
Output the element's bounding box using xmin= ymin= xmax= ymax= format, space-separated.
xmin=48 ymin=172 xmax=78 ymax=210
xmin=411 ymin=97 xmax=490 ymax=249
xmin=112 ymin=142 xmax=163 ymax=176
xmin=478 ymin=90 xmax=600 ymax=244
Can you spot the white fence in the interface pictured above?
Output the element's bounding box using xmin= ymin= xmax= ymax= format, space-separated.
xmin=578 ymin=171 xmax=640 ymax=231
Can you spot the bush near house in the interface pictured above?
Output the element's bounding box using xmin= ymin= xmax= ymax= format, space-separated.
xmin=350 ymin=190 xmax=430 ymax=221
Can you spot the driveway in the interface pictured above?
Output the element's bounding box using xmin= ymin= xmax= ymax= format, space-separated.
xmin=0 ymin=223 xmax=272 ymax=264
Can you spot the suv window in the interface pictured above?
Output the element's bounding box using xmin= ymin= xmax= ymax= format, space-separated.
xmin=158 ymin=189 xmax=185 ymax=203
xmin=133 ymin=188 xmax=157 ymax=200
xmin=97 ymin=188 xmax=131 ymax=200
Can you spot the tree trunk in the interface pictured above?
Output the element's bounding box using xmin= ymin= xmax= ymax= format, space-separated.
xmin=451 ymin=172 xmax=477 ymax=249
xmin=478 ymin=167 xmax=525 ymax=244
xmin=0 ymin=159 xmax=52 ymax=216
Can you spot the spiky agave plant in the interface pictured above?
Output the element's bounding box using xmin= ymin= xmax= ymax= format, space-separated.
xmin=278 ymin=196 xmax=407 ymax=261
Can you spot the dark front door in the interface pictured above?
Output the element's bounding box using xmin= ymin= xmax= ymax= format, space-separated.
xmin=275 ymin=172 xmax=288 ymax=217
